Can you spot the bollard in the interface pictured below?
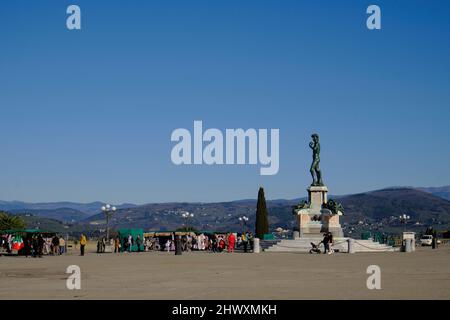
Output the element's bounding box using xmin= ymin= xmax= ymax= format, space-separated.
xmin=405 ymin=238 xmax=412 ymax=253
xmin=348 ymin=238 xmax=355 ymax=254
xmin=253 ymin=238 xmax=261 ymax=253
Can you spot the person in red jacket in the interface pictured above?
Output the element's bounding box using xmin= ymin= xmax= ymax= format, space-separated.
xmin=227 ymin=233 xmax=236 ymax=253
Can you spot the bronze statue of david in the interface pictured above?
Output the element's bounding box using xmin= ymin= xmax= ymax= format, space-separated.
xmin=309 ymin=133 xmax=323 ymax=186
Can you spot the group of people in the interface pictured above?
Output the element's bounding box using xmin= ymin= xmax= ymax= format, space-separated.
xmin=93 ymin=234 xmax=145 ymax=254
xmin=0 ymin=233 xmax=66 ymax=257
xmin=162 ymin=232 xmax=254 ymax=253
xmin=78 ymin=231 xmax=255 ymax=255
xmin=85 ymin=233 xmax=146 ymax=255
xmin=88 ymin=232 xmax=255 ymax=254
xmin=115 ymin=234 xmax=143 ymax=253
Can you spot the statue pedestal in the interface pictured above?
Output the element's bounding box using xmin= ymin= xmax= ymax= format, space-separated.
xmin=308 ymin=186 xmax=328 ymax=210
xmin=294 ymin=185 xmax=343 ymax=238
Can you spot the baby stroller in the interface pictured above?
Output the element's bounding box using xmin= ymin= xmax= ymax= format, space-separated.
xmin=309 ymin=242 xmax=322 ymax=254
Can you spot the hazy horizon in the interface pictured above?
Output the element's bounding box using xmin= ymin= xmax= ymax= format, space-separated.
xmin=1 ymin=185 xmax=448 ymax=205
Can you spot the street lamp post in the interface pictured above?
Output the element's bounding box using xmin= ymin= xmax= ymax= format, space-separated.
xmin=182 ymin=212 xmax=194 ymax=229
xmin=399 ymin=214 xmax=410 ymax=232
xmin=239 ymin=216 xmax=249 ymax=234
xmin=101 ymin=204 xmax=117 ymax=241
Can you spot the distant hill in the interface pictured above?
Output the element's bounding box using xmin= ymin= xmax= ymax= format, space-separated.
xmin=83 ymin=201 xmax=260 ymax=232
xmin=2 ymin=186 xmax=450 ymax=235
xmin=418 ymin=186 xmax=450 ymax=201
xmin=0 ymin=200 xmax=102 ymax=215
xmin=9 ymin=208 xmax=89 ymax=222
xmin=0 ymin=201 xmax=137 ymax=218
xmin=18 ymin=215 xmax=70 ymax=234
xmin=339 ymin=188 xmax=450 ymax=224
xmin=82 ymin=199 xmax=299 ymax=232
xmin=77 ymin=187 xmax=450 ymax=234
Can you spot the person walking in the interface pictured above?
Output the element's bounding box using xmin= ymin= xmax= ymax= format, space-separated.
xmin=96 ymin=239 xmax=101 ymax=253
xmin=165 ymin=239 xmax=171 ymax=252
xmin=211 ymin=235 xmax=218 ymax=253
xmin=186 ymin=235 xmax=192 ymax=252
xmin=227 ymin=233 xmax=236 ymax=253
xmin=52 ymin=235 xmax=60 ymax=255
xmin=44 ymin=237 xmax=51 ymax=255
xmin=321 ymin=233 xmax=332 ymax=254
xmin=242 ymin=232 xmax=249 ymax=253
xmin=432 ymin=230 xmax=438 ymax=249
xmin=248 ymin=232 xmax=254 ymax=252
xmin=136 ymin=235 xmax=142 ymax=253
xmin=80 ymin=234 xmax=87 ymax=256
xmin=114 ymin=236 xmax=121 ymax=253
xmin=31 ymin=235 xmax=38 ymax=258
xmin=127 ymin=234 xmax=133 ymax=253
xmin=59 ymin=236 xmax=65 ymax=255
xmin=23 ymin=236 xmax=32 ymax=257
xmin=6 ymin=234 xmax=12 ymax=253
xmin=328 ymin=232 xmax=334 ymax=254
xmin=218 ymin=236 xmax=225 ymax=252
xmin=101 ymin=237 xmax=106 ymax=253
xmin=37 ymin=234 xmax=44 ymax=258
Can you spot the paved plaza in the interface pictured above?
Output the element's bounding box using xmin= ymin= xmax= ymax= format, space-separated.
xmin=0 ymin=245 xmax=449 ymax=300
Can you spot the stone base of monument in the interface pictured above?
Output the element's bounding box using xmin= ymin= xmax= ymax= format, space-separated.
xmin=295 ymin=185 xmax=344 ymax=239
xmin=266 ymin=184 xmax=397 ymax=253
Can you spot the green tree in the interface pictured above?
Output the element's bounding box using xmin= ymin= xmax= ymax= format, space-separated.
xmin=255 ymin=187 xmax=269 ymax=239
xmin=0 ymin=211 xmax=26 ymax=231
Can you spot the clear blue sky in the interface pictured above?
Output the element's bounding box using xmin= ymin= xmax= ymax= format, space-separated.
xmin=1 ymin=0 xmax=449 ymax=204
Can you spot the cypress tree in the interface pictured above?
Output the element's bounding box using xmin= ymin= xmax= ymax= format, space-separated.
xmin=255 ymin=187 xmax=269 ymax=239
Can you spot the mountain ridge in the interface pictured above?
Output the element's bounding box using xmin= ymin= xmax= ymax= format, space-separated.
xmin=1 ymin=186 xmax=449 ymax=233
